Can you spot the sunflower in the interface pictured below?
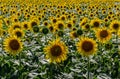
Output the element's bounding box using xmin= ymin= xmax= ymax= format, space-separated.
xmin=29 ymin=20 xmax=38 ymax=29
xmin=76 ymin=37 xmax=97 ymax=57
xmin=95 ymin=27 xmax=112 ymax=43
xmin=3 ymin=36 xmax=23 ymax=55
xmin=41 ymin=27 xmax=49 ymax=35
xmin=60 ymin=15 xmax=66 ymax=21
xmin=44 ymin=38 xmax=68 ymax=63
xmin=32 ymin=26 xmax=40 ymax=33
xmin=90 ymin=18 xmax=101 ymax=30
xmin=109 ymin=20 xmax=120 ymax=33
xmin=66 ymin=21 xmax=73 ymax=29
xmin=51 ymin=18 xmax=57 ymax=24
xmin=70 ymin=31 xmax=79 ymax=39
xmin=4 ymin=18 xmax=11 ymax=26
xmin=48 ymin=25 xmax=55 ymax=33
xmin=79 ymin=17 xmax=89 ymax=26
xmin=43 ymin=21 xmax=49 ymax=26
xmin=12 ymin=22 xmax=21 ymax=29
xmin=22 ymin=21 xmax=30 ymax=31
xmin=82 ymin=23 xmax=91 ymax=31
xmin=12 ymin=29 xmax=25 ymax=38
xmin=8 ymin=22 xmax=22 ymax=34
xmin=55 ymin=21 xmax=65 ymax=30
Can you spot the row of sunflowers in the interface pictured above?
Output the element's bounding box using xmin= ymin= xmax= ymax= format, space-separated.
xmin=0 ymin=0 xmax=120 ymax=79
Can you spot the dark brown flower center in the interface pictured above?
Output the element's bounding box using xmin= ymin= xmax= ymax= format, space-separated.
xmin=73 ymin=32 xmax=78 ymax=38
xmin=24 ymin=24 xmax=28 ymax=29
xmin=49 ymin=26 xmax=53 ymax=31
xmin=82 ymin=41 xmax=93 ymax=52
xmin=58 ymin=23 xmax=64 ymax=29
xmin=9 ymin=39 xmax=20 ymax=50
xmin=85 ymin=24 xmax=90 ymax=29
xmin=113 ymin=23 xmax=119 ymax=30
xmin=93 ymin=21 xmax=100 ymax=27
xmin=53 ymin=19 xmax=57 ymax=23
xmin=14 ymin=25 xmax=21 ymax=29
xmin=50 ymin=45 xmax=62 ymax=56
xmin=14 ymin=19 xmax=18 ymax=22
xmin=31 ymin=22 xmax=37 ymax=27
xmin=67 ymin=23 xmax=72 ymax=28
xmin=16 ymin=31 xmax=22 ymax=37
xmin=7 ymin=20 xmax=10 ymax=25
xmin=61 ymin=16 xmax=65 ymax=20
xmin=100 ymin=30 xmax=108 ymax=38
xmin=44 ymin=22 xmax=48 ymax=26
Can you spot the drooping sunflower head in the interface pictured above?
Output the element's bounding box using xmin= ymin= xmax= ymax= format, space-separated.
xmin=109 ymin=20 xmax=120 ymax=33
xmin=3 ymin=36 xmax=23 ymax=55
xmin=44 ymin=38 xmax=68 ymax=63
xmin=31 ymin=26 xmax=40 ymax=33
xmin=41 ymin=27 xmax=49 ymax=35
xmin=95 ymin=27 xmax=112 ymax=43
xmin=76 ymin=37 xmax=97 ymax=57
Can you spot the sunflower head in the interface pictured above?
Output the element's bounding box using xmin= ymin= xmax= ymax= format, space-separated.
xmin=109 ymin=20 xmax=120 ymax=33
xmin=57 ymin=30 xmax=64 ymax=37
xmin=22 ymin=21 xmax=30 ymax=31
xmin=90 ymin=18 xmax=101 ymax=30
xmin=56 ymin=21 xmax=65 ymax=30
xmin=96 ymin=27 xmax=111 ymax=43
xmin=105 ymin=43 xmax=113 ymax=50
xmin=82 ymin=23 xmax=90 ymax=31
xmin=12 ymin=29 xmax=24 ymax=38
xmin=44 ymin=38 xmax=68 ymax=63
xmin=32 ymin=26 xmax=40 ymax=33
xmin=70 ymin=31 xmax=79 ymax=39
xmin=76 ymin=37 xmax=97 ymax=57
xmin=3 ymin=36 xmax=23 ymax=55
xmin=41 ymin=27 xmax=49 ymax=35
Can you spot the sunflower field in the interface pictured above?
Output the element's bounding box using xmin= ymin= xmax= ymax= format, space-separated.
xmin=0 ymin=0 xmax=120 ymax=79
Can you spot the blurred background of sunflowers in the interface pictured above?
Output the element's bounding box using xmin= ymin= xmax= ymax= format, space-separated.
xmin=0 ymin=0 xmax=120 ymax=79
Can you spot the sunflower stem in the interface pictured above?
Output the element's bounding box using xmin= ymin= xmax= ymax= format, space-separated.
xmin=87 ymin=57 xmax=90 ymax=79
xmin=19 ymin=52 xmax=21 ymax=67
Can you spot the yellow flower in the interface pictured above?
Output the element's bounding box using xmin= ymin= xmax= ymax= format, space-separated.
xmin=95 ymin=27 xmax=112 ymax=43
xmin=55 ymin=21 xmax=65 ymax=30
xmin=79 ymin=17 xmax=89 ymax=26
xmin=8 ymin=22 xmax=22 ymax=34
xmin=90 ymin=18 xmax=101 ymax=30
xmin=44 ymin=38 xmax=68 ymax=63
xmin=12 ymin=29 xmax=25 ymax=38
xmin=70 ymin=31 xmax=79 ymax=39
xmin=3 ymin=36 xmax=23 ymax=55
xmin=76 ymin=37 xmax=97 ymax=57
xmin=109 ymin=20 xmax=120 ymax=33
xmin=22 ymin=21 xmax=30 ymax=31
